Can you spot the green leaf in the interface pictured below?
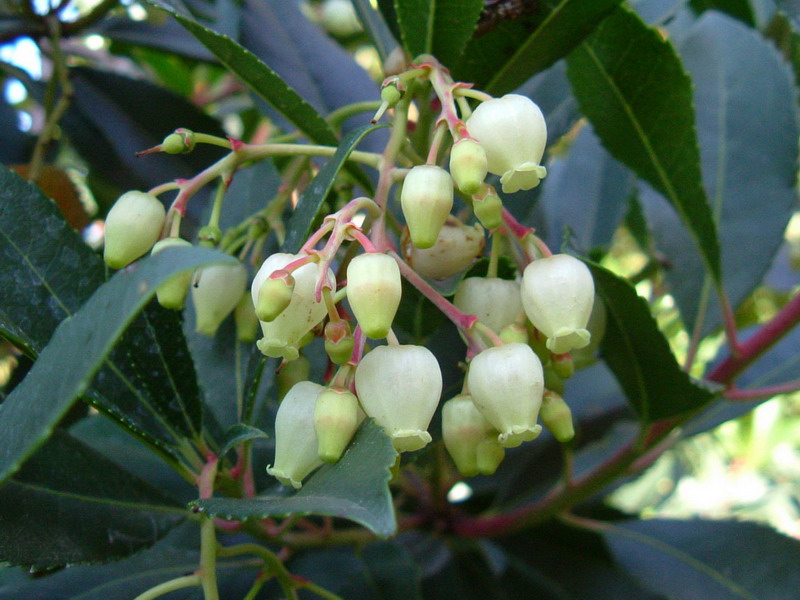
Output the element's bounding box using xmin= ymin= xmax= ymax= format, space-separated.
xmin=282 ymin=123 xmax=387 ymax=254
xmin=690 ymin=0 xmax=755 ymax=25
xmin=241 ymin=352 xmax=271 ymax=426
xmin=454 ymin=0 xmax=622 ymax=94
xmin=352 ymin=0 xmax=398 ymax=61
xmin=0 ymin=430 xmax=185 ymax=568
xmin=0 ymin=167 xmax=105 ymax=357
xmin=218 ymin=424 xmax=269 ymax=458
xmin=147 ymin=0 xmax=339 ymax=147
xmin=395 ymin=0 xmax=484 ymax=67
xmin=0 ymin=246 xmax=237 ymax=485
xmin=587 ymin=262 xmax=717 ymax=422
xmin=567 ymin=7 xmax=722 ymax=283
xmin=603 ymin=519 xmax=800 ymax=599
xmin=194 ymin=420 xmax=398 ymax=537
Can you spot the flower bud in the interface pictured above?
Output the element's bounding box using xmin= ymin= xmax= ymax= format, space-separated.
xmin=198 ymin=225 xmax=222 ymax=247
xmin=466 ymin=94 xmax=547 ymax=194
xmin=192 ymin=262 xmax=248 ymax=336
xmin=277 ymin=355 xmax=311 ymax=400
xmin=103 ymin=191 xmax=166 ymax=269
xmin=321 ymin=0 xmax=362 ymax=37
xmin=150 ymin=237 xmax=193 ymax=310
xmin=355 ymin=345 xmax=442 ymax=452
xmin=551 ymin=352 xmax=574 ymax=380
xmin=161 ymin=129 xmax=195 ymax=154
xmin=471 ymin=185 xmax=503 ymax=230
xmin=251 ymin=253 xmax=335 ymax=361
xmin=314 ymin=387 xmax=360 ymax=463
xmin=442 ymin=394 xmax=495 ymax=477
xmin=404 ymin=221 xmax=485 ymax=279
xmin=521 ymin=254 xmax=594 ymax=355
xmin=381 ymin=79 xmax=403 ymax=107
xmin=449 ymin=138 xmax=488 ymax=195
xmin=499 ymin=322 xmax=528 ymax=345
xmin=540 ymin=390 xmax=574 ymax=443
xmin=400 ymin=165 xmax=454 ymax=249
xmin=346 ymin=253 xmax=401 ymax=339
xmin=267 ymin=381 xmax=325 ymax=488
xmin=476 ymin=439 xmax=505 ymax=475
xmin=454 ymin=277 xmax=522 ymax=334
xmin=324 ymin=320 xmax=354 ymax=365
xmin=467 ymin=343 xmax=544 ymax=448
xmin=255 ymin=270 xmax=295 ymax=322
xmin=234 ymin=293 xmax=259 ymax=343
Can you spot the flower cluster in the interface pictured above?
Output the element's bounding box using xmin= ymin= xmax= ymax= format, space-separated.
xmin=101 ymin=57 xmax=598 ymax=488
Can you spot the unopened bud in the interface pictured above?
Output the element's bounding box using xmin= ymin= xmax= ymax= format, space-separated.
xmin=499 ymin=322 xmax=528 ymax=344
xmin=346 ymin=253 xmax=401 ymax=339
xmin=277 ymin=355 xmax=311 ymax=400
xmin=198 ymin=225 xmax=222 ymax=248
xmin=150 ymin=237 xmax=193 ymax=309
xmin=450 ymin=138 xmax=488 ymax=195
xmin=161 ymin=129 xmax=195 ymax=154
xmin=192 ymin=262 xmax=248 ymax=336
xmin=476 ymin=439 xmax=505 ymax=475
xmin=400 ymin=165 xmax=454 ymax=249
xmin=314 ymin=387 xmax=360 ymax=462
xmin=472 ymin=185 xmax=503 ymax=230
xmin=104 ymin=191 xmax=166 ymax=269
xmin=324 ymin=320 xmax=354 ymax=364
xmin=442 ymin=394 xmax=494 ymax=477
xmin=551 ymin=353 xmax=574 ymax=380
xmin=404 ymin=220 xmax=485 ymax=279
xmin=454 ymin=277 xmax=521 ymax=334
xmin=255 ymin=270 xmax=295 ymax=322
xmin=234 ymin=293 xmax=259 ymax=343
xmin=540 ymin=390 xmax=574 ymax=443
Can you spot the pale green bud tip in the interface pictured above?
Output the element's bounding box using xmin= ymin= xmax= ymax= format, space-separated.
xmin=277 ymin=356 xmax=311 ymax=400
xmin=472 ymin=186 xmax=503 ymax=230
xmin=346 ymin=253 xmax=401 ymax=339
xmin=315 ymin=387 xmax=360 ymax=463
xmin=450 ymin=138 xmax=488 ymax=195
xmin=324 ymin=321 xmax=354 ymax=365
xmin=380 ymin=82 xmax=403 ymax=106
xmin=198 ymin=225 xmax=222 ymax=247
xmin=540 ymin=391 xmax=574 ymax=443
xmin=400 ymin=165 xmax=454 ymax=249
xmin=499 ymin=322 xmax=529 ymax=345
xmin=192 ymin=263 xmax=248 ymax=337
xmin=476 ymin=439 xmax=505 ymax=475
xmin=161 ymin=129 xmax=195 ymax=154
xmin=442 ymin=395 xmax=490 ymax=477
xmin=551 ymin=353 xmax=575 ymax=380
xmin=151 ymin=237 xmax=193 ymax=310
xmin=255 ymin=272 xmax=295 ymax=322
xmin=104 ymin=191 xmax=166 ymax=269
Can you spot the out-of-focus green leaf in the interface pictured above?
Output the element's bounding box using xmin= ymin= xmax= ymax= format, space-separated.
xmin=604 ymin=519 xmax=800 ymax=599
xmin=454 ymin=0 xmax=622 ymax=94
xmin=587 ymin=262 xmax=717 ymax=422
xmin=567 ymin=7 xmax=721 ymax=284
xmin=282 ymin=123 xmax=386 ymax=253
xmin=0 ymin=430 xmax=184 ymax=568
xmin=395 ymin=0 xmax=484 ymax=67
xmin=690 ymin=0 xmax=755 ymax=25
xmin=640 ymin=12 xmax=798 ymax=337
xmin=352 ymin=0 xmax=398 ymax=60
xmin=0 ymin=246 xmax=236 ymax=485
xmin=194 ymin=420 xmax=398 ymax=537
xmin=147 ymin=0 xmax=339 ymax=147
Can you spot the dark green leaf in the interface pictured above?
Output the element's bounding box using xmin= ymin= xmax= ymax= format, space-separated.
xmin=352 ymin=0 xmax=399 ymax=60
xmin=0 ymin=246 xmax=237 ymax=485
xmin=194 ymin=420 xmax=398 ymax=537
xmin=147 ymin=0 xmax=339 ymax=147
xmin=454 ymin=0 xmax=622 ymax=94
xmin=395 ymin=0 xmax=484 ymax=67
xmin=640 ymin=13 xmax=798 ymax=336
xmin=567 ymin=7 xmax=721 ymax=283
xmin=93 ymin=17 xmax=215 ymax=61
xmin=690 ymin=0 xmax=755 ymax=25
xmin=604 ymin=519 xmax=800 ymax=599
xmin=0 ymin=430 xmax=184 ymax=568
xmin=539 ymin=125 xmax=633 ymax=254
xmin=282 ymin=123 xmax=387 ymax=253
xmin=241 ymin=351 xmax=272 ymax=426
xmin=377 ymin=0 xmax=402 ymax=45
xmin=218 ymin=424 xmax=269 ymax=458
xmin=587 ymin=262 xmax=717 ymax=422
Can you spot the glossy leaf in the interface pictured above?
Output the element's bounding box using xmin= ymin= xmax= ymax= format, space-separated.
xmin=0 ymin=430 xmax=185 ymax=568
xmin=640 ymin=13 xmax=798 ymax=336
xmin=148 ymin=0 xmax=340 ymax=146
xmin=604 ymin=519 xmax=800 ymax=599
xmin=587 ymin=262 xmax=717 ymax=422
xmin=217 ymin=423 xmax=269 ymax=458
xmin=539 ymin=124 xmax=633 ymax=253
xmin=194 ymin=420 xmax=398 ymax=537
xmin=454 ymin=0 xmax=622 ymax=94
xmin=395 ymin=0 xmax=484 ymax=68
xmin=282 ymin=123 xmax=387 ymax=253
xmin=0 ymin=246 xmax=237 ymax=485
xmin=567 ymin=7 xmax=721 ymax=283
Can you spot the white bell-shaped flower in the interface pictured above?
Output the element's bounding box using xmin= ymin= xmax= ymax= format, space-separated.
xmin=467 ymin=343 xmax=543 ymax=448
xmin=104 ymin=191 xmax=166 ymax=269
xmin=267 ymin=381 xmax=325 ymax=488
xmin=521 ymin=254 xmax=594 ymax=355
xmin=354 ymin=344 xmax=442 ymax=452
xmin=453 ymin=277 xmax=522 ymax=334
xmin=346 ymin=253 xmax=401 ymax=339
xmin=404 ymin=221 xmax=485 ymax=279
xmin=442 ymin=394 xmax=496 ymax=477
xmin=251 ymin=253 xmax=335 ymax=361
xmin=466 ymin=94 xmax=547 ymax=194
xmin=192 ymin=262 xmax=248 ymax=337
